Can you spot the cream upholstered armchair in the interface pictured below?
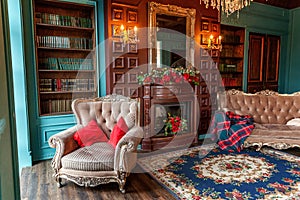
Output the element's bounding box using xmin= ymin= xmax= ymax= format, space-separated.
xmin=48 ymin=95 xmax=143 ymax=193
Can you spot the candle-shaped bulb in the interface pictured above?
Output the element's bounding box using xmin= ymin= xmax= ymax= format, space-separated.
xmin=133 ymin=26 xmax=138 ymax=41
xmin=134 ymin=26 xmax=138 ymax=33
xmin=218 ymin=35 xmax=222 ymax=44
xmin=120 ymin=24 xmax=125 ymax=31
xmin=208 ymin=34 xmax=213 ymax=47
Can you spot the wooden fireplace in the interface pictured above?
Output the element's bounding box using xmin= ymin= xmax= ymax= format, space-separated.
xmin=140 ymin=83 xmax=199 ymax=151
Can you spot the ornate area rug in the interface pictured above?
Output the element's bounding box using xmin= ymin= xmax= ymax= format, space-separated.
xmin=138 ymin=145 xmax=300 ymax=199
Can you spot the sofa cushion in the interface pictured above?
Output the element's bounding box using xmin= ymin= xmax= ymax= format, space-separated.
xmin=108 ymin=117 xmax=128 ymax=148
xmin=254 ymin=123 xmax=300 ymax=131
xmin=61 ymin=142 xmax=114 ymax=171
xmin=245 ymin=123 xmax=300 ymax=146
xmin=286 ymin=118 xmax=300 ymax=126
xmin=73 ymin=120 xmax=108 ymax=147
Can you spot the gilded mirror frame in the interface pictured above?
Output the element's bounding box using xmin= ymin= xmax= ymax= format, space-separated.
xmin=148 ymin=2 xmax=196 ymax=70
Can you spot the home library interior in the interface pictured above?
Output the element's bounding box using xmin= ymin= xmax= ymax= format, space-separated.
xmin=24 ymin=0 xmax=283 ymax=162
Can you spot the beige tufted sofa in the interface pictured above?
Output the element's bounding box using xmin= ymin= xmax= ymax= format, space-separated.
xmin=218 ymin=89 xmax=300 ymax=150
xmin=48 ymin=95 xmax=143 ymax=193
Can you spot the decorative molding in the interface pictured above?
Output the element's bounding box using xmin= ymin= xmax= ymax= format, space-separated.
xmin=225 ymin=89 xmax=245 ymax=95
xmin=224 ymin=89 xmax=287 ymax=96
xmin=127 ymin=57 xmax=138 ymax=68
xmin=113 ymin=72 xmax=125 ymax=84
xmin=60 ymin=173 xmax=119 ymax=187
xmin=112 ymin=2 xmax=139 ymax=9
xmin=255 ymin=89 xmax=278 ymax=96
xmin=113 ymin=57 xmax=125 ymax=68
xmin=127 ymin=10 xmax=138 ymax=23
xmin=112 ymin=8 xmax=124 ymax=21
xmin=243 ymin=141 xmax=300 ymax=151
xmin=113 ymin=88 xmax=125 ymax=96
xmin=128 ymin=73 xmax=138 ymax=83
xmin=112 ymin=41 xmax=124 ymax=53
xmin=292 ymin=91 xmax=300 ymax=96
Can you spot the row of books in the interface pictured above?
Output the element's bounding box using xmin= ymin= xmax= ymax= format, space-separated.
xmin=222 ymin=77 xmax=241 ymax=87
xmin=220 ymin=46 xmax=244 ymax=57
xmin=41 ymin=99 xmax=72 ymax=114
xmin=39 ymin=79 xmax=95 ymax=92
xmin=219 ymin=64 xmax=237 ymax=73
xmin=37 ymin=36 xmax=93 ymax=49
xmin=36 ymin=12 xmax=92 ymax=28
xmin=222 ymin=35 xmax=241 ymax=43
xmin=39 ymin=57 xmax=93 ymax=70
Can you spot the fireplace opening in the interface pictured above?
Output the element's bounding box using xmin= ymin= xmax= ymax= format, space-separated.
xmin=154 ymin=102 xmax=191 ymax=136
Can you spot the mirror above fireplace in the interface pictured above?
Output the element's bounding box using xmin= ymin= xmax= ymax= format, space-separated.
xmin=148 ymin=2 xmax=196 ymax=70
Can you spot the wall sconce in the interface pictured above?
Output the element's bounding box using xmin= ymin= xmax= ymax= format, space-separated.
xmin=120 ymin=25 xmax=139 ymax=47
xmin=207 ymin=34 xmax=222 ymax=51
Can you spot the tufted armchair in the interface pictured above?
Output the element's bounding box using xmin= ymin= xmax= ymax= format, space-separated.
xmin=48 ymin=95 xmax=143 ymax=193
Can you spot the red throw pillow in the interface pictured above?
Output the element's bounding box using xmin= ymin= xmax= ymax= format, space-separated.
xmin=73 ymin=120 xmax=108 ymax=147
xmin=108 ymin=117 xmax=129 ymax=148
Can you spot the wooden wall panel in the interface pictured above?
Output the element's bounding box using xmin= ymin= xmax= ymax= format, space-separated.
xmin=248 ymin=34 xmax=264 ymax=83
xmin=106 ymin=0 xmax=220 ymax=137
xmin=106 ymin=0 xmax=219 ymax=96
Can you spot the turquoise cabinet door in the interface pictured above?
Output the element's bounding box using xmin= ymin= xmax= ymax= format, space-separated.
xmin=33 ymin=117 xmax=76 ymax=160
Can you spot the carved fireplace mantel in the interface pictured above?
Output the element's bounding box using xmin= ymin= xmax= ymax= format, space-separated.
xmin=140 ymin=83 xmax=198 ymax=151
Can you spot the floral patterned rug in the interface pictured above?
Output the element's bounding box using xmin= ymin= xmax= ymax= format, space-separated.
xmin=138 ymin=145 xmax=300 ymax=199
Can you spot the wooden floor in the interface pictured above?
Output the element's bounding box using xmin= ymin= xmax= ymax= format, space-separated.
xmin=20 ymin=160 xmax=176 ymax=200
xmin=20 ymin=147 xmax=300 ymax=200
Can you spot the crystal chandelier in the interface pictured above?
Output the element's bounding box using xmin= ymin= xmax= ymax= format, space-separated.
xmin=200 ymin=0 xmax=253 ymax=17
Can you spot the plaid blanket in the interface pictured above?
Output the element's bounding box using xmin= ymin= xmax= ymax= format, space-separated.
xmin=208 ymin=111 xmax=255 ymax=152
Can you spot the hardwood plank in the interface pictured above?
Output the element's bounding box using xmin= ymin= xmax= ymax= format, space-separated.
xmin=21 ymin=160 xmax=175 ymax=200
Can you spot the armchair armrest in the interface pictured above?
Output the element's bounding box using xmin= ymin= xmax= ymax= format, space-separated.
xmin=114 ymin=126 xmax=143 ymax=173
xmin=48 ymin=125 xmax=82 ymax=172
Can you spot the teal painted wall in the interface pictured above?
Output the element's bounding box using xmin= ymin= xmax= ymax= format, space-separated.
xmin=221 ymin=2 xmax=290 ymax=93
xmin=6 ymin=0 xmax=32 ymax=170
xmin=286 ymin=8 xmax=300 ymax=93
xmin=0 ymin=0 xmax=20 ymax=198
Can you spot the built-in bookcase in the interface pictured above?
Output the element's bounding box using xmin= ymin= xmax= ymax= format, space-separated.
xmin=220 ymin=25 xmax=245 ymax=90
xmin=33 ymin=0 xmax=97 ymax=116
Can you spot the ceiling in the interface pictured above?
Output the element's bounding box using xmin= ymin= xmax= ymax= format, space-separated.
xmin=254 ymin=0 xmax=300 ymax=9
xmin=112 ymin=0 xmax=300 ymax=9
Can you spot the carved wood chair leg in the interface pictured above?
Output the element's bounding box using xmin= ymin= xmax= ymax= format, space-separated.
xmin=119 ymin=185 xmax=126 ymax=194
xmin=56 ymin=177 xmax=62 ymax=188
xmin=118 ymin=172 xmax=127 ymax=193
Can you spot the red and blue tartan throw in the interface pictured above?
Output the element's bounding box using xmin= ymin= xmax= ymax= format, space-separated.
xmin=208 ymin=111 xmax=255 ymax=152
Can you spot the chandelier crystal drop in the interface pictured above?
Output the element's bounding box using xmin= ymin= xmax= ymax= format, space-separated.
xmin=200 ymin=0 xmax=253 ymax=16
